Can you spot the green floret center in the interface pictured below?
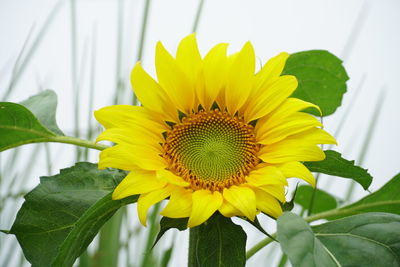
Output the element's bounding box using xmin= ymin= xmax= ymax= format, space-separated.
xmin=163 ymin=110 xmax=259 ymax=189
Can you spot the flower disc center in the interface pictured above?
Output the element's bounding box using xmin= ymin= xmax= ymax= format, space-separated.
xmin=163 ymin=110 xmax=260 ymax=191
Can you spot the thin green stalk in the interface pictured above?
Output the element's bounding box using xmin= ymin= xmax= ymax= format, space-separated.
xmin=113 ymin=0 xmax=125 ymax=105
xmin=136 ymin=0 xmax=152 ymax=63
xmin=140 ymin=203 xmax=161 ymax=267
xmin=44 ymin=143 xmax=52 ymax=175
xmin=192 ymin=0 xmax=205 ymax=33
xmin=84 ymin=26 xmax=98 ymax=161
xmin=340 ymin=1 xmax=368 ymax=61
xmin=3 ymin=1 xmax=63 ymax=100
xmin=2 ymin=23 xmax=35 ymax=100
xmin=344 ymin=90 xmax=385 ymax=201
xmin=70 ymin=0 xmax=81 ymax=161
xmin=95 ymin=209 xmax=125 ymax=267
xmin=160 ymin=235 xmax=175 ymax=267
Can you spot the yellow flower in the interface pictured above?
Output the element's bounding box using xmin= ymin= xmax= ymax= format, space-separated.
xmin=95 ymin=34 xmax=336 ymax=228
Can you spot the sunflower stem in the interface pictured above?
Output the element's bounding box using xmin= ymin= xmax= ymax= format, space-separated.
xmin=188 ymin=227 xmax=199 ymax=267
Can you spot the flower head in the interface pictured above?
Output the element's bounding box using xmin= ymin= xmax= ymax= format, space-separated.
xmin=95 ymin=34 xmax=336 ymax=227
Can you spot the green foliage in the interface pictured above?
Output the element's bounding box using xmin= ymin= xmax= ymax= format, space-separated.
xmin=278 ymin=212 xmax=338 ymax=266
xmin=305 ymin=150 xmax=372 ymax=190
xmin=189 ymin=213 xmax=246 ymax=267
xmin=283 ymin=50 xmax=349 ymax=116
xmin=278 ymin=212 xmax=400 ymax=267
xmin=295 ymin=185 xmax=337 ymax=214
xmin=9 ymin=162 xmax=137 ymax=267
xmin=0 ymin=90 xmax=62 ymax=152
xmin=313 ymin=213 xmax=400 ymax=266
xmin=329 ymin=173 xmax=400 ymax=219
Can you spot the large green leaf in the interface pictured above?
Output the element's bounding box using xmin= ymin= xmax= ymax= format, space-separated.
xmin=9 ymin=162 xmax=136 ymax=267
xmin=277 ymin=212 xmax=338 ymax=267
xmin=305 ymin=150 xmax=372 ymax=190
xmin=0 ymin=90 xmax=63 ymax=151
xmin=189 ymin=213 xmax=246 ymax=267
xmin=313 ymin=212 xmax=400 ymax=266
xmin=295 ymin=185 xmax=337 ymax=214
xmin=328 ymin=173 xmax=400 ymax=220
xmin=283 ymin=50 xmax=349 ymax=116
xmin=278 ymin=212 xmax=400 ymax=267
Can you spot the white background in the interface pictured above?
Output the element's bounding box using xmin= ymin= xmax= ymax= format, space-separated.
xmin=1 ymin=0 xmax=399 ymax=266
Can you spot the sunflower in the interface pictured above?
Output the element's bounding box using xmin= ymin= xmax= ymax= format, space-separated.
xmin=95 ymin=34 xmax=336 ymax=227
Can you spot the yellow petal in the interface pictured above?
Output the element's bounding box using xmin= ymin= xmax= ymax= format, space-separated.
xmin=137 ymin=185 xmax=174 ymax=226
xmin=98 ymin=145 xmax=138 ymax=171
xmin=258 ymin=140 xmax=325 ymax=164
xmin=254 ymin=52 xmax=289 ymax=90
xmin=240 ymin=52 xmax=289 ymax=115
xmin=176 ymin=33 xmax=202 ymax=86
xmin=218 ymin=199 xmax=245 ymax=217
xmin=156 ymin=41 xmax=194 ymax=114
xmin=128 ymin=144 xmax=168 ymax=170
xmin=257 ymin=112 xmax=322 ymax=145
xmin=286 ymin=128 xmax=337 ymax=145
xmin=156 ymin=169 xmax=190 ymax=187
xmin=246 ymin=165 xmax=288 ymax=186
xmin=96 ymin=127 xmax=163 ymax=148
xmin=94 ymin=105 xmax=167 ymax=131
xmin=131 ymin=63 xmax=177 ymax=121
xmin=258 ymin=184 xmax=286 ymax=203
xmin=112 ymin=169 xmax=166 ymax=200
xmin=245 ymin=75 xmax=298 ymax=121
xmin=160 ymin=187 xmax=193 ymax=218
xmin=255 ymin=98 xmax=321 ymax=134
xmin=99 ymin=144 xmax=167 ymax=171
xmin=223 ymin=185 xmax=256 ymax=221
xmin=253 ymin=188 xmax=283 ymax=218
xmin=199 ymin=43 xmax=229 ymax=110
xmin=188 ymin=190 xmax=223 ymax=227
xmin=225 ymin=42 xmax=255 ymax=114
xmin=278 ymin=161 xmax=316 ymax=187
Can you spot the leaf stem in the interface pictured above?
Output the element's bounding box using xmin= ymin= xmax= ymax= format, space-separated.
xmin=245 ymin=233 xmax=276 ymax=260
xmin=48 ymin=136 xmax=107 ymax=151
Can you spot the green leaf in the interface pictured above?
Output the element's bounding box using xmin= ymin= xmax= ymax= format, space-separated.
xmin=329 ymin=173 xmax=400 ymax=220
xmin=283 ymin=50 xmax=349 ymax=116
xmin=277 ymin=212 xmax=338 ymax=267
xmin=154 ymin=217 xmax=188 ymax=247
xmin=313 ymin=212 xmax=400 ymax=267
xmin=189 ymin=213 xmax=246 ymax=267
xmin=9 ymin=162 xmax=137 ymax=267
xmin=0 ymin=90 xmax=64 ymax=152
xmin=20 ymin=90 xmax=64 ymax=135
xmin=304 ymin=150 xmax=372 ymax=190
xmin=295 ymin=185 xmax=337 ymax=214
xmin=278 ymin=212 xmax=400 ymax=267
